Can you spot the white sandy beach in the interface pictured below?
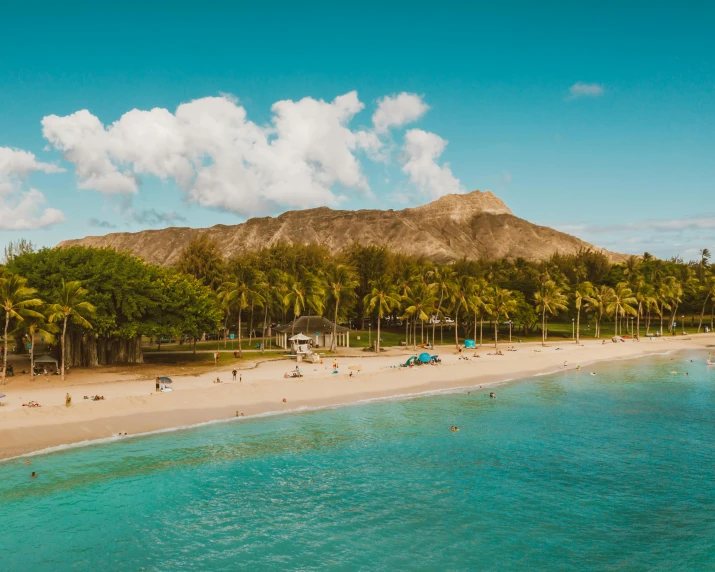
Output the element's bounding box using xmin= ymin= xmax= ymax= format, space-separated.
xmin=1 ymin=335 xmax=713 ymax=460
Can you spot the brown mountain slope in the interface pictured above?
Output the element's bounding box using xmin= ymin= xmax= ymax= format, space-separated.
xmin=58 ymin=190 xmax=621 ymax=265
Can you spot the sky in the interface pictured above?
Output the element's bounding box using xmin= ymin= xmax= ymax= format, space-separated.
xmin=0 ymin=0 xmax=713 ymax=260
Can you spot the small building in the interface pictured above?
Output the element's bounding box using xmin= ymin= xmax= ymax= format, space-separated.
xmin=274 ymin=316 xmax=350 ymax=349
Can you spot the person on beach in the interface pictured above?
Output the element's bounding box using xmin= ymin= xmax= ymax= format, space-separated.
xmin=232 ymin=369 xmax=237 ymax=381
xmin=65 ymin=393 xmax=71 ymax=407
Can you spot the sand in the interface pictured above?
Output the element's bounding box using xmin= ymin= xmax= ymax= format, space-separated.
xmin=1 ymin=335 xmax=713 ymax=460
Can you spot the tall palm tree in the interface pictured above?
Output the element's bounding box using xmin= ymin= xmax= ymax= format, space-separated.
xmin=0 ymin=273 xmax=44 ymax=383
xmin=363 ymin=277 xmax=401 ymax=354
xmin=585 ymin=285 xmax=615 ymax=338
xmin=697 ymin=274 xmax=715 ymax=333
xmin=469 ymin=278 xmax=490 ymax=347
xmin=218 ymin=279 xmax=249 ymax=357
xmin=534 ymin=279 xmax=569 ymax=346
xmin=574 ymin=281 xmax=594 ymax=344
xmin=451 ymin=274 xmax=473 ymax=349
xmin=488 ymin=287 xmax=517 ymax=348
xmin=396 ymin=267 xmax=415 ymax=346
xmin=327 ymin=265 xmax=359 ymax=351
xmin=607 ymin=282 xmax=638 ymax=337
xmin=634 ymin=280 xmax=657 ymax=339
xmin=11 ymin=313 xmax=58 ymax=377
xmin=427 ymin=266 xmax=455 ymax=346
xmin=46 ymin=280 xmax=95 ymax=382
xmin=402 ymin=283 xmax=437 ymax=350
xmin=288 ymin=273 xmax=325 ymax=337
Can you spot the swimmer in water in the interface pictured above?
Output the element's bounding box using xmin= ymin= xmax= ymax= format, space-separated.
xmin=450 ymin=426 xmax=459 ymax=432
xmin=590 ymin=372 xmax=596 ymax=376
xmin=489 ymin=392 xmax=496 ymax=399
xmin=31 ymin=472 xmax=37 ymax=478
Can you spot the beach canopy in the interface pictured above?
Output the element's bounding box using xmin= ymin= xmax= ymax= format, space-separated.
xmin=418 ymin=352 xmax=431 ymax=364
xmin=464 ymin=339 xmax=476 ymax=349
xmin=158 ymin=376 xmax=173 ymax=384
xmin=289 ymin=333 xmax=312 ymax=342
xmin=34 ymin=354 xmax=58 ymax=365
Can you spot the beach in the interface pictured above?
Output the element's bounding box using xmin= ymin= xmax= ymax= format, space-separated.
xmin=1 ymin=335 xmax=713 ymax=460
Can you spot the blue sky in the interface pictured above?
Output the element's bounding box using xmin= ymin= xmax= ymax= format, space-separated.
xmin=0 ymin=0 xmax=713 ymax=259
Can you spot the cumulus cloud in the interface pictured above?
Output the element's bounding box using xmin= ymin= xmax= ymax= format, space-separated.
xmin=401 ymin=129 xmax=464 ymax=200
xmin=372 ymin=93 xmax=429 ymax=134
xmin=0 ymin=146 xmax=65 ymax=230
xmin=41 ymin=92 xmax=387 ymax=216
xmin=568 ymin=82 xmax=605 ymax=99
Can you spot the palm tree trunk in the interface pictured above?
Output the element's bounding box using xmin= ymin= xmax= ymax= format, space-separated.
xmin=646 ymin=308 xmax=651 ymax=334
xmin=659 ymin=304 xmax=664 ymax=335
xmin=238 ymin=312 xmax=243 ymax=358
xmin=454 ymin=302 xmax=462 ymax=349
xmin=541 ymin=308 xmax=546 ymax=346
xmin=377 ymin=316 xmax=381 ymax=354
xmin=61 ymin=316 xmax=67 ymax=382
xmin=698 ymin=294 xmax=710 ymax=333
xmin=473 ymin=310 xmax=477 ymax=342
xmin=413 ymin=315 xmax=417 ymax=350
xmin=433 ymin=295 xmax=442 ymax=350
xmin=30 ymin=333 xmax=35 ymax=375
xmin=405 ymin=318 xmax=409 ymax=346
xmin=331 ymin=300 xmax=340 ymax=352
xmin=2 ymin=312 xmax=8 ymax=384
xmin=479 ymin=316 xmax=483 ymax=347
xmin=249 ymin=302 xmax=254 ymax=346
xmin=494 ymin=317 xmax=499 ymax=348
xmin=637 ymin=303 xmax=641 ymax=339
xmin=262 ymin=305 xmax=269 ymax=354
xmin=576 ymin=306 xmax=581 ymax=344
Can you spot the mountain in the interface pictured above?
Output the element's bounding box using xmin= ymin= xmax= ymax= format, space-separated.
xmin=58 ymin=190 xmax=621 ymax=265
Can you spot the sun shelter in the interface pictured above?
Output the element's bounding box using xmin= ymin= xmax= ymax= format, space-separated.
xmin=275 ymin=316 xmax=350 ymax=349
xmin=34 ymin=354 xmax=59 ymax=372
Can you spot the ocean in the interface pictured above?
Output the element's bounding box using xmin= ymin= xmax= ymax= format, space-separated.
xmin=1 ymin=351 xmax=714 ymax=571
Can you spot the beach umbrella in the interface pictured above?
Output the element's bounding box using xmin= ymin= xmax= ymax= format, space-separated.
xmin=158 ymin=376 xmax=173 ymax=384
xmin=418 ymin=352 xmax=431 ymax=364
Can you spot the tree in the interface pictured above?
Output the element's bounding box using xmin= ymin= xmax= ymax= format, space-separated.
xmin=607 ymin=282 xmax=637 ymax=337
xmin=585 ymin=285 xmax=615 ymax=338
xmin=176 ymin=235 xmax=226 ymax=289
xmin=402 ymin=283 xmax=437 ymax=350
xmin=218 ymin=279 xmax=249 ymax=358
xmin=534 ymin=278 xmax=569 ymax=346
xmin=469 ymin=278 xmax=490 ymax=347
xmin=428 ymin=266 xmax=455 ymax=346
xmin=46 ymin=280 xmax=96 ymax=382
xmin=573 ymin=281 xmax=594 ymax=344
xmin=697 ymin=274 xmax=715 ymax=333
xmin=0 ymin=273 xmax=44 ymax=383
xmin=11 ymin=312 xmax=58 ymax=376
xmin=634 ymin=280 xmax=657 ymax=339
xmin=451 ymin=274 xmax=473 ymax=349
xmin=488 ymin=287 xmax=517 ymax=348
xmin=364 ymin=277 xmax=401 ymax=354
xmin=2 ymin=238 xmax=35 ymax=264
xmin=326 ymin=265 xmax=359 ymax=351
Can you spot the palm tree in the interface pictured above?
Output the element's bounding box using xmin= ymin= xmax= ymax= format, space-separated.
xmin=46 ymin=280 xmax=95 ymax=382
xmin=363 ymin=277 xmax=401 ymax=354
xmin=469 ymin=278 xmax=490 ymax=347
xmin=0 ymin=273 xmax=44 ymax=383
xmin=574 ymin=281 xmax=594 ymax=344
xmin=396 ymin=267 xmax=415 ymax=346
xmin=428 ymin=266 xmax=455 ymax=346
xmin=327 ymin=265 xmax=359 ymax=351
xmin=451 ymin=274 xmax=473 ymax=349
xmin=634 ymin=280 xmax=657 ymax=339
xmin=697 ymin=274 xmax=715 ymax=333
xmin=218 ymin=279 xmax=249 ymax=357
xmin=288 ymin=273 xmax=325 ymax=337
xmin=607 ymin=282 xmax=637 ymax=337
xmin=402 ymin=283 xmax=437 ymax=350
xmin=585 ymin=285 xmax=615 ymax=338
xmin=488 ymin=287 xmax=517 ymax=348
xmin=11 ymin=313 xmax=58 ymax=377
xmin=534 ymin=279 xmax=569 ymax=346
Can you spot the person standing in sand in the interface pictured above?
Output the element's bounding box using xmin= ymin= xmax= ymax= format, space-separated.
xmin=232 ymin=369 xmax=237 ymax=381
xmin=65 ymin=393 xmax=71 ymax=407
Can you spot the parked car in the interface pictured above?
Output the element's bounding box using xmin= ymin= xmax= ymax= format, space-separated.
xmin=443 ymin=316 xmax=455 ymax=324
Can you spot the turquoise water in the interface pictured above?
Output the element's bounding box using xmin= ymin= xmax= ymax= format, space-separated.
xmin=2 ymin=352 xmax=715 ymax=571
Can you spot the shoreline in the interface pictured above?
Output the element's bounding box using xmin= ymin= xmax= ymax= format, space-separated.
xmin=2 ymin=335 xmax=713 ymax=461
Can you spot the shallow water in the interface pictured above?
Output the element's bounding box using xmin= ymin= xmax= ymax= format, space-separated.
xmin=1 ymin=352 xmax=714 ymax=571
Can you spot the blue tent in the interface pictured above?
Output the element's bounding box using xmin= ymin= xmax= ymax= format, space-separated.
xmin=464 ymin=339 xmax=476 ymax=349
xmin=418 ymin=352 xmax=431 ymax=363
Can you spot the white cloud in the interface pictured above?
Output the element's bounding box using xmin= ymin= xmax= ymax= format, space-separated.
xmin=0 ymin=147 xmax=65 ymax=177
xmin=0 ymin=186 xmax=64 ymax=230
xmin=401 ymin=129 xmax=464 ymax=200
xmin=41 ymin=92 xmax=386 ymax=216
xmin=568 ymin=82 xmax=605 ymax=99
xmin=0 ymin=146 xmax=65 ymax=230
xmin=372 ymin=93 xmax=429 ymax=134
